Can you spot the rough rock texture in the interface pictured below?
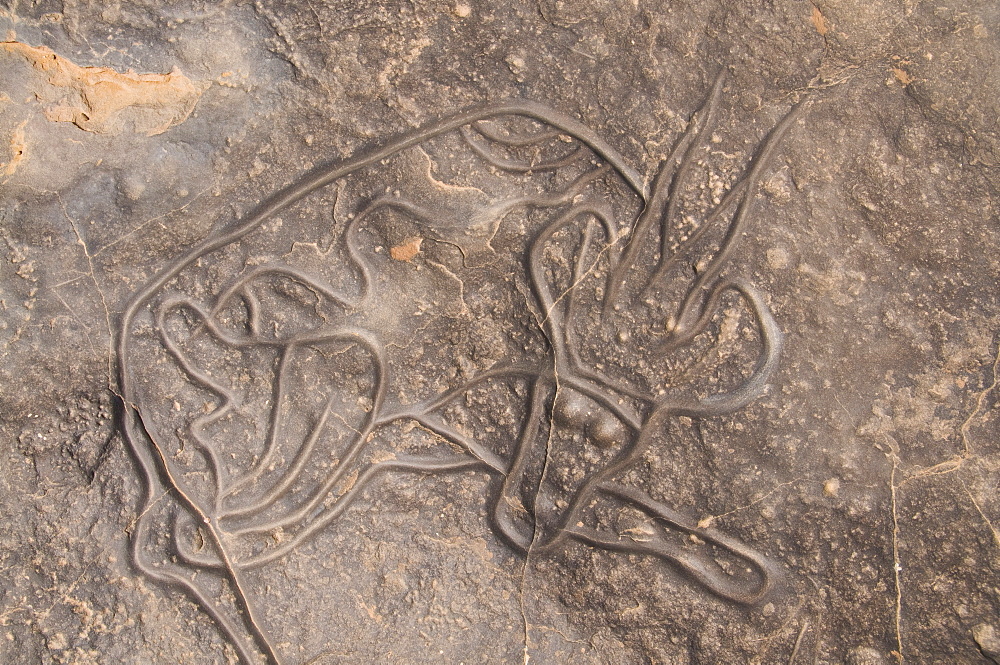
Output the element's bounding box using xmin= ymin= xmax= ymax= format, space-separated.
xmin=1 ymin=39 xmax=208 ymax=136
xmin=1 ymin=1 xmax=998 ymax=664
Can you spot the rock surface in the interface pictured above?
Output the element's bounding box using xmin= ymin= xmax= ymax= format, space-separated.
xmin=1 ymin=1 xmax=998 ymax=664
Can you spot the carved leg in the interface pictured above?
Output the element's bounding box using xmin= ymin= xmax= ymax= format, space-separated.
xmin=564 ymin=481 xmax=787 ymax=605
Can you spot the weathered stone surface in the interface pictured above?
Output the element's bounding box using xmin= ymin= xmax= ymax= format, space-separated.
xmin=1 ymin=1 xmax=997 ymax=664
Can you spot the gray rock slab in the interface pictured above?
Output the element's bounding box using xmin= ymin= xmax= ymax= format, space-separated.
xmin=1 ymin=1 xmax=997 ymax=663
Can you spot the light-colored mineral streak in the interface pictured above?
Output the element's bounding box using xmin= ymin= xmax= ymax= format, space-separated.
xmin=1 ymin=40 xmax=208 ymax=136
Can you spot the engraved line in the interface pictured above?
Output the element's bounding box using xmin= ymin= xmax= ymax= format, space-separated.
xmin=461 ymin=125 xmax=588 ymax=172
xmin=654 ymin=71 xmax=728 ymax=279
xmin=666 ymin=101 xmax=806 ymax=349
xmin=602 ymin=71 xmax=725 ymax=314
xmin=129 ymin=413 xmax=282 ymax=663
xmin=493 ymin=375 xmax=553 ymax=552
xmin=223 ymin=330 xmax=387 ymax=528
xmin=568 ymin=481 xmax=781 ymax=604
xmin=239 ymin=457 xmax=485 ymax=569
xmin=471 ymin=119 xmax=563 ymax=147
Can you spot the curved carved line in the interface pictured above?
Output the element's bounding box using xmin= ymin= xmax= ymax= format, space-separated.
xmin=239 ymin=457 xmax=486 ymax=570
xmin=602 ymin=71 xmax=726 ymax=314
xmin=567 ymin=481 xmax=784 ymax=605
xmin=208 ymin=265 xmax=357 ymax=328
xmin=559 ymin=219 xmax=653 ymax=402
xmin=492 ymin=375 xmax=552 ymax=552
xmin=529 ymin=203 xmax=617 ymax=366
xmin=386 ymin=412 xmax=507 ymax=474
xmin=221 ymin=388 xmax=336 ymax=520
xmin=220 ymin=342 xmax=294 ymax=503
xmin=155 ymin=297 xmax=237 ymax=505
xmin=399 ymin=364 xmax=542 ymax=414
xmin=221 ymin=334 xmax=381 ymax=517
xmin=665 ymin=101 xmax=806 ymax=348
xmin=470 ymin=119 xmax=563 ymax=147
xmin=461 ymin=125 xmax=588 ymax=172
xmin=134 ymin=512 xmax=267 ymax=663
xmin=223 ymin=329 xmax=388 ymax=528
xmin=651 ymin=72 xmax=728 ymax=284
xmin=677 ymin=279 xmax=783 ymax=415
xmin=124 ymin=413 xmax=283 ymax=663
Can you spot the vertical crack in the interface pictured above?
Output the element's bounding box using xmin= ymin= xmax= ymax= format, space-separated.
xmin=889 ymin=454 xmax=904 ymax=664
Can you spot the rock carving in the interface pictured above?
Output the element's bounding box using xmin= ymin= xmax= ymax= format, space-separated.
xmin=118 ymin=72 xmax=804 ymax=664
